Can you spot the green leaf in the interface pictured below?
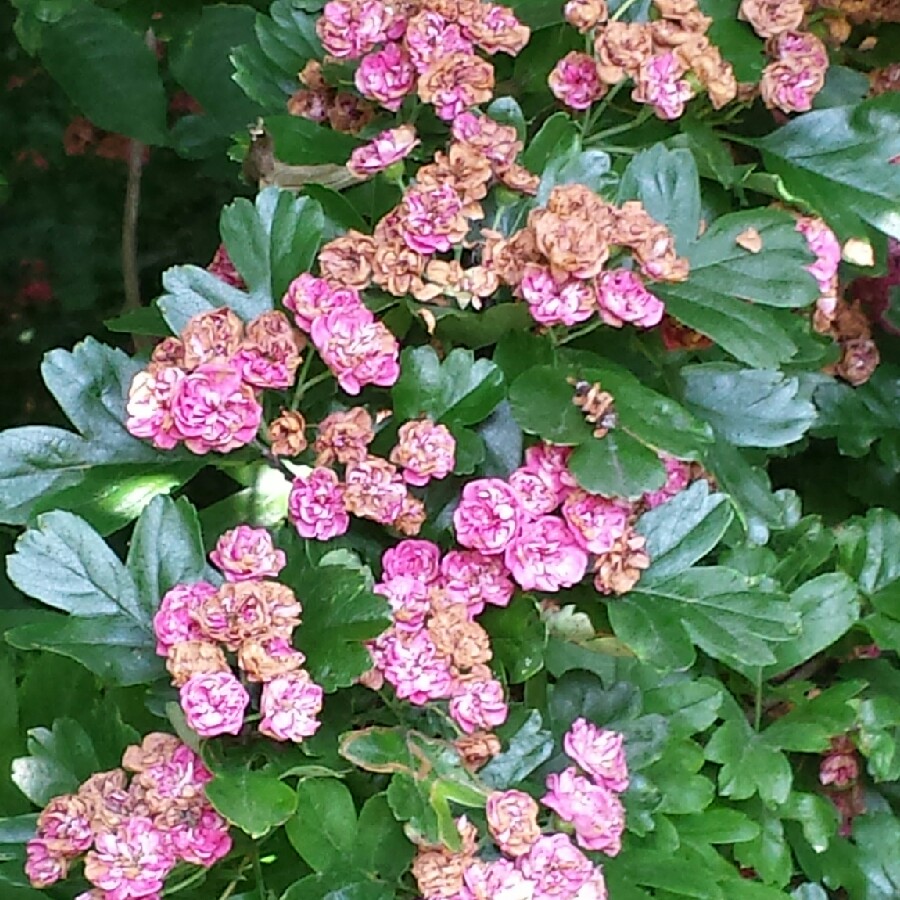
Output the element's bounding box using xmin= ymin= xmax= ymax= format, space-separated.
xmin=682 ymin=364 xmax=818 ymax=448
xmin=339 ymin=727 xmax=417 ymax=775
xmin=267 ymin=114 xmax=362 ymax=166
xmin=568 ymin=434 xmax=666 ymax=500
xmin=479 ymin=595 xmax=546 ymax=683
xmin=286 ymin=778 xmax=357 ymax=872
xmin=169 ymin=5 xmax=262 ymax=136
xmin=756 ymin=94 xmax=900 ymax=241
xmin=762 ymin=574 xmax=859 ymax=677
xmin=508 ymin=366 xmax=592 ymax=445
xmin=232 ymin=0 xmax=322 ymax=109
xmin=762 ymin=682 xmax=862 ymax=752
xmin=609 ymin=567 xmax=797 ymax=671
xmin=574 ymin=358 xmax=714 ymax=459
xmin=699 ymin=0 xmax=765 ymax=81
xmin=737 ymin=813 xmax=793 ymax=887
xmin=288 ymin=555 xmax=391 ymax=692
xmin=706 ymin=718 xmax=792 ymax=804
xmin=353 ymin=794 xmax=415 ymax=882
xmin=104 ymin=305 xmax=170 ymax=337
xmin=7 ymin=511 xmax=143 ymax=620
xmin=4 ymin=504 xmax=178 ymax=686
xmin=611 ymin=849 xmax=725 ymax=898
xmin=677 ymin=809 xmax=760 ymax=844
xmin=40 ymin=6 xmax=168 ymax=144
xmin=523 ymin=113 xmax=579 ymax=173
xmin=392 ymin=347 xmax=506 ymax=429
xmin=638 ymin=481 xmax=734 ymax=580
xmin=282 ymin=875 xmax=393 ymax=900
xmin=480 ymin=710 xmax=554 ymax=789
xmin=0 ymin=339 xmax=197 ymax=529
xmin=658 ymin=285 xmax=798 ymax=369
xmin=206 ymin=769 xmax=297 ymax=838
xmin=537 ymin=147 xmax=617 ymax=204
xmin=221 ymin=188 xmax=325 ymax=306
xmin=11 ymin=718 xmax=99 ymax=806
xmin=682 ymin=209 xmax=819 ymax=308
xmin=618 ymin=144 xmax=701 ymax=254
xmin=156 ymin=264 xmax=269 ymax=333
xmin=126 ymin=496 xmax=210 ymax=619
xmin=853 ymin=813 xmax=900 ymax=899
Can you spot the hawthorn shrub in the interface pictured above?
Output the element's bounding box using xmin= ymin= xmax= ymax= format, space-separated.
xmin=2 ymin=0 xmax=900 ymax=899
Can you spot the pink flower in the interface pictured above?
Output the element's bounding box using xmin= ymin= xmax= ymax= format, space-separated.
xmin=440 ymin=549 xmax=515 ymax=615
xmin=642 ymin=454 xmax=692 ymax=509
xmin=126 ymin=367 xmax=184 ymax=450
xmin=288 ymin=467 xmax=350 ymax=541
xmin=355 ymin=42 xmax=416 ymax=112
xmin=25 ymin=839 xmax=68 ymax=888
xmin=259 ymin=670 xmax=324 ymax=742
xmin=796 ymin=216 xmax=841 ymax=296
xmin=417 ymin=52 xmax=496 ymax=120
xmin=453 ymin=478 xmax=523 ymax=555
xmin=508 ymin=467 xmax=560 ymax=517
xmin=169 ymin=804 xmax=232 ymax=867
xmin=564 ymin=719 xmax=629 ymax=792
xmin=283 ymin=274 xmax=364 ymax=333
xmin=83 ymin=816 xmax=175 ymax=900
xmin=209 ymin=526 xmax=286 ymax=582
xmin=463 ymin=858 xmax=538 ymax=900
xmin=519 ymin=266 xmax=596 ymax=326
xmin=452 ymin=111 xmax=522 ymax=169
xmin=179 ymin=671 xmax=249 ymax=737
xmin=485 ymin=789 xmax=541 ymax=857
xmin=405 ymin=11 xmax=474 ymax=72
xmin=542 ymin=767 xmax=625 ymax=856
xmin=311 ymin=306 xmax=401 ymax=395
xmin=772 ymin=30 xmax=829 ymax=68
xmin=382 ymin=539 xmax=442 ymax=583
xmin=549 ymin=52 xmax=605 ymax=110
xmin=207 ymin=244 xmax=245 ymax=289
xmin=505 ymin=515 xmax=588 ymax=592
xmin=561 ymin=490 xmax=629 ymax=554
xmin=574 ymin=872 xmax=610 ymax=900
xmin=344 ymin=457 xmax=408 ymax=524
xmin=399 ymin=183 xmax=466 ymax=255
xmin=466 ymin=4 xmax=530 ymax=55
xmin=390 ymin=418 xmax=456 ymax=486
xmin=820 ymin=751 xmax=859 ymax=787
xmin=316 ymin=0 xmax=392 ymax=59
xmin=170 ymin=362 xmax=262 ymax=455
xmin=139 ymin=744 xmax=212 ymax=805
xmin=35 ymin=795 xmax=93 ymax=857
xmin=519 ymin=833 xmax=594 ymax=898
xmin=449 ymin=673 xmax=508 ymax=733
xmin=375 ymin=575 xmax=431 ymax=632
xmin=633 ymin=52 xmax=694 ymax=120
xmin=760 ymin=35 xmax=828 ymax=115
xmin=153 ymin=581 xmax=217 ymax=655
xmin=348 ymin=125 xmax=420 ymax=178
xmin=375 ymin=629 xmax=455 ymax=703
xmin=523 ymin=443 xmax=578 ymax=502
xmin=596 ymin=269 xmax=665 ymax=329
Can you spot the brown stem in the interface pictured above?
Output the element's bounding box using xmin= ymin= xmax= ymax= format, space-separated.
xmin=121 ymin=135 xmax=144 ymax=314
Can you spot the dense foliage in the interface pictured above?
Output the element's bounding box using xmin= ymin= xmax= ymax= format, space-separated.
xmin=2 ymin=0 xmax=900 ymax=898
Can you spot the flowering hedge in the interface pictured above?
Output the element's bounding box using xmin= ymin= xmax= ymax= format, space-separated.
xmin=2 ymin=0 xmax=900 ymax=899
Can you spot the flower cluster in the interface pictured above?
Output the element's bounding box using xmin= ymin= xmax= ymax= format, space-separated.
xmin=283 ymin=274 xmax=400 ymax=394
xmin=287 ymin=406 xmax=455 ymax=539
xmin=314 ymin=110 xmax=537 ymax=312
xmin=313 ymin=0 xmax=529 ymax=121
xmin=819 ymin=734 xmax=865 ymax=837
xmin=551 ymin=0 xmax=737 ymax=119
xmin=288 ymin=60 xmax=376 ymax=134
xmin=412 ymin=740 xmax=624 ymax=900
xmin=800 ymin=214 xmax=881 ymax=386
xmin=487 ymin=184 xmax=688 ymax=330
xmin=543 ymin=718 xmax=629 ymax=855
xmin=365 ymin=538 xmax=509 ymax=734
xmin=758 ymin=30 xmax=830 ymax=114
xmin=126 ymin=307 xmax=303 ymax=455
xmin=452 ymin=441 xmax=672 ymax=597
xmin=154 ymin=525 xmax=324 ymax=742
xmin=25 ymin=733 xmax=231 ymax=897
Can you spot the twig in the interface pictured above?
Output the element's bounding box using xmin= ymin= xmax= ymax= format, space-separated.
xmin=121 ymin=135 xmax=145 ymax=314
